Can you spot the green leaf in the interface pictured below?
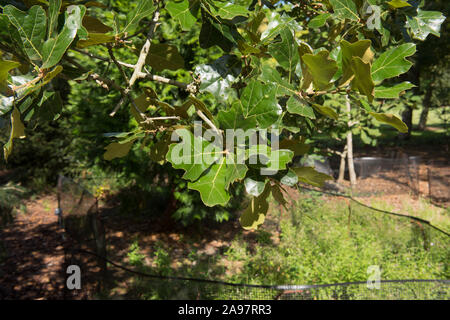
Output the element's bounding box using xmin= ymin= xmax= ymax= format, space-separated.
xmin=280 ymin=169 xmax=299 ymax=187
xmin=150 ymin=134 xmax=172 ymax=164
xmin=3 ymin=106 xmax=26 ymax=161
xmin=189 ymin=95 xmax=215 ymax=123
xmin=350 ymin=56 xmax=375 ymax=102
xmin=279 ymin=137 xmax=310 ymax=157
xmin=166 ymin=0 xmax=200 ymax=31
xmin=122 ymin=0 xmax=155 ymax=34
xmin=244 ymin=177 xmax=267 ymax=197
xmin=187 ymin=157 xmax=230 ymax=207
xmin=359 ymin=98 xmax=373 ymax=112
xmin=166 ymin=129 xmax=222 ymax=181
xmin=292 ymin=166 xmax=333 ymax=187
xmin=371 ymin=43 xmax=416 ymax=83
xmin=260 ymin=64 xmax=295 ymax=97
xmin=272 ymin=184 xmax=287 ymax=208
xmin=264 ymin=149 xmax=294 ymax=174
xmin=199 ymin=15 xmax=239 ymax=52
xmin=236 ymin=80 xmax=279 ymax=129
xmin=329 ymin=0 xmax=359 ymax=21
xmin=210 ymin=2 xmax=248 ymax=20
xmin=374 ymin=82 xmax=415 ymax=99
xmin=195 ymin=54 xmax=241 ymax=103
xmin=369 ymin=112 xmax=408 ymax=133
xmin=307 ymin=13 xmax=331 ymax=28
xmin=76 ymin=33 xmax=115 ymax=48
xmin=41 ymin=6 xmax=85 ymax=69
xmin=302 ymin=50 xmax=338 ymax=91
xmin=48 ymin=0 xmax=62 ymax=38
xmin=340 ymin=40 xmax=373 ymax=86
xmin=387 ymin=0 xmax=411 ymax=8
xmin=217 ymin=102 xmax=256 ymax=130
xmin=103 ymin=140 xmax=135 ymax=161
xmin=146 ymin=43 xmax=185 ymax=72
xmin=268 ymin=28 xmax=299 ymax=76
xmin=239 ymin=183 xmax=271 ymax=230
xmin=237 ymin=40 xmax=260 ymax=54
xmin=0 ymin=96 xmax=14 ymax=116
xmin=312 ymin=104 xmax=338 ymax=120
xmin=360 ymin=129 xmax=372 ymax=145
xmin=287 ymin=95 xmax=315 ymax=119
xmin=82 ymin=15 xmax=113 ymax=34
xmin=30 ymin=90 xmax=62 ymax=122
xmin=224 ymin=158 xmax=248 ymax=189
xmin=0 ymin=59 xmax=20 ymax=94
xmin=4 ymin=5 xmax=47 ymax=61
xmin=298 ymin=41 xmax=314 ymax=91
xmin=261 ymin=12 xmax=299 ymax=43
xmin=406 ymin=9 xmax=446 ymax=41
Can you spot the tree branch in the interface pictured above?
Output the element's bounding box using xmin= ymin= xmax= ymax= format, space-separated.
xmin=128 ymin=5 xmax=161 ymax=88
xmin=63 ymin=55 xmax=147 ymax=120
xmin=196 ymin=109 xmax=221 ymax=136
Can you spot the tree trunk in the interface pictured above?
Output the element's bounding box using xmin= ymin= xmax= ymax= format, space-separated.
xmin=338 ymin=144 xmax=347 ymax=183
xmin=346 ymin=96 xmax=357 ymax=186
xmin=418 ymin=86 xmax=433 ymax=131
xmin=400 ymin=105 xmax=413 ymax=140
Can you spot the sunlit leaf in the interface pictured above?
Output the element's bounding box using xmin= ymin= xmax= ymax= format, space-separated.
xmin=312 ymin=104 xmax=338 ymax=120
xmin=406 ymin=9 xmax=446 ymax=41
xmin=122 ymin=0 xmax=155 ymax=34
xmin=374 ymin=82 xmax=415 ymax=99
xmin=369 ymin=112 xmax=408 ymax=133
xmin=329 ymin=0 xmax=359 ymax=21
xmin=287 ymin=95 xmax=315 ymax=119
xmin=3 ymin=106 xmax=26 ymax=161
xmin=351 ymin=57 xmax=375 ymax=102
xmin=371 ymin=43 xmax=416 ymax=83
xmin=302 ymin=50 xmax=338 ymax=91
xmin=292 ymin=166 xmax=333 ymax=187
xmin=4 ymin=5 xmax=47 ymax=61
xmin=239 ymin=183 xmax=270 ymax=230
xmin=41 ymin=5 xmax=86 ymax=69
xmin=103 ymin=140 xmax=135 ymax=161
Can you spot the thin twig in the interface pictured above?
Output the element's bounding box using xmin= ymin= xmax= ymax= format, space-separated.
xmin=63 ymin=55 xmax=147 ymax=120
xmin=140 ymin=72 xmax=189 ymax=90
xmin=196 ymin=109 xmax=221 ymax=135
xmin=147 ymin=116 xmax=180 ymax=121
xmin=107 ymin=44 xmax=130 ymax=83
xmin=70 ymin=46 xmax=194 ymax=92
xmin=72 ymin=48 xmax=110 ymax=62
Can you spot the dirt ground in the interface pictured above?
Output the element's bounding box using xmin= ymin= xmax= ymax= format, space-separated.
xmin=0 ymin=144 xmax=448 ymax=299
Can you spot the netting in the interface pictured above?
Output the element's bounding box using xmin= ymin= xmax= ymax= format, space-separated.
xmin=56 ymin=175 xmax=449 ymax=300
xmin=57 ymin=175 xmax=107 ymax=298
xmin=351 ymin=156 xmax=421 ymax=197
xmin=207 ymin=280 xmax=450 ymax=300
xmin=427 ymin=160 xmax=450 ymax=205
xmin=92 ymin=275 xmax=450 ymax=300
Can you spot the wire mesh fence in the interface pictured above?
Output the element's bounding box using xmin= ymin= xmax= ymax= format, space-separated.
xmin=57 ymin=175 xmax=107 ymax=298
xmin=348 ymin=155 xmax=421 ymax=197
xmin=56 ymin=175 xmax=450 ymax=300
xmin=427 ymin=160 xmax=450 ymax=205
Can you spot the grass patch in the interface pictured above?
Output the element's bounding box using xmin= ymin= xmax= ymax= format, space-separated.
xmin=106 ymin=193 xmax=449 ymax=299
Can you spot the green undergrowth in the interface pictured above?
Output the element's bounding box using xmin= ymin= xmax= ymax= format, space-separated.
xmin=105 ymin=192 xmax=449 ymax=299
